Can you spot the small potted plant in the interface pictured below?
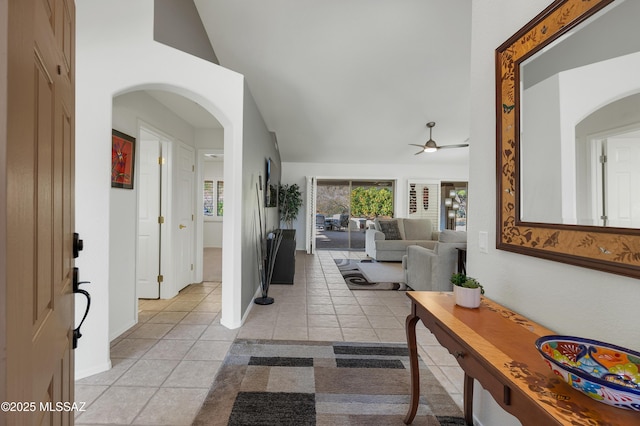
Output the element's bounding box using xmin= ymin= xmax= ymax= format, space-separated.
xmin=450 ymin=273 xmax=484 ymax=308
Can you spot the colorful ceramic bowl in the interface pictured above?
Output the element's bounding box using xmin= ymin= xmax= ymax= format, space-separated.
xmin=535 ymin=335 xmax=640 ymax=411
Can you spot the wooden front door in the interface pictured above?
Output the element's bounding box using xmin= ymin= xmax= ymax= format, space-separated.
xmin=4 ymin=0 xmax=76 ymax=424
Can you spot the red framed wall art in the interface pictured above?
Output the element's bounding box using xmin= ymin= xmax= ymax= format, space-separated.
xmin=111 ymin=129 xmax=136 ymax=189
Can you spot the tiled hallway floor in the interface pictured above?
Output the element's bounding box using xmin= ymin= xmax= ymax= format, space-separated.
xmin=75 ymin=250 xmax=464 ymax=425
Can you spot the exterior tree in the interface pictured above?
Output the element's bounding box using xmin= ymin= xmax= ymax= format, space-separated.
xmin=350 ymin=187 xmax=393 ymax=218
xmin=316 ymin=184 xmax=350 ymax=216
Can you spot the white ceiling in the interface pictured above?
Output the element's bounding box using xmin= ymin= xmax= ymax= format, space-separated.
xmin=174 ymin=0 xmax=472 ymax=165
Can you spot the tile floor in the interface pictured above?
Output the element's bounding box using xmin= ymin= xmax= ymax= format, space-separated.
xmin=75 ymin=250 xmax=464 ymax=425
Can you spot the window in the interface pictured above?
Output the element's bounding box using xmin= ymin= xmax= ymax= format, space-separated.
xmin=217 ymin=181 xmax=224 ymax=216
xmin=204 ymin=180 xmax=214 ymax=216
xmin=204 ymin=180 xmax=224 ymax=217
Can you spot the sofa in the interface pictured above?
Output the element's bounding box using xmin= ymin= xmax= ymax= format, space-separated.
xmin=402 ymin=230 xmax=467 ymax=291
xmin=365 ymin=218 xmax=439 ymax=261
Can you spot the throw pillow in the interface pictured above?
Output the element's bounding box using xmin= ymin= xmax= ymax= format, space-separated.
xmin=402 ymin=219 xmax=432 ymax=240
xmin=378 ymin=220 xmax=401 ymax=240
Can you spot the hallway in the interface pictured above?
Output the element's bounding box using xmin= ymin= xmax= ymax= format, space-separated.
xmin=75 ymin=250 xmax=464 ymax=424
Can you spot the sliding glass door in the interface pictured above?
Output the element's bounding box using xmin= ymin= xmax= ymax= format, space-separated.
xmin=315 ymin=180 xmax=394 ymax=250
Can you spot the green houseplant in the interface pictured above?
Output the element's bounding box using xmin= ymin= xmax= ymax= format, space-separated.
xmin=450 ymin=273 xmax=484 ymax=308
xmin=278 ymin=183 xmax=302 ymax=229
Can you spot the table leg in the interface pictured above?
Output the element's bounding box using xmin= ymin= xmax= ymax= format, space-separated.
xmin=463 ymin=373 xmax=474 ymax=425
xmin=404 ymin=312 xmax=420 ymax=424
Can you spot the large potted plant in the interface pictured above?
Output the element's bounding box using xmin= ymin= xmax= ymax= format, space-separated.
xmin=278 ymin=183 xmax=302 ymax=229
xmin=270 ymin=183 xmax=302 ymax=285
xmin=450 ymin=273 xmax=484 ymax=308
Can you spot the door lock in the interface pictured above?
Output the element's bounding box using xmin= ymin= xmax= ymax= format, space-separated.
xmin=73 ymin=232 xmax=84 ymax=258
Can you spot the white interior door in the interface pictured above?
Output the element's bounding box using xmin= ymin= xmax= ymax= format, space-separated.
xmin=306 ymin=176 xmax=317 ymax=254
xmin=137 ymin=132 xmax=162 ymax=298
xmin=606 ymin=136 xmax=640 ymax=227
xmin=177 ymin=143 xmax=195 ymax=289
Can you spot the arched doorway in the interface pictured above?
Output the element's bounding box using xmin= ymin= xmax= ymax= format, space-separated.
xmin=109 ymin=89 xmax=225 ymax=340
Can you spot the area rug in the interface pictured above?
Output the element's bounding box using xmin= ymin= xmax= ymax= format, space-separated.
xmin=193 ymin=339 xmax=464 ymax=426
xmin=334 ymin=259 xmax=409 ymax=290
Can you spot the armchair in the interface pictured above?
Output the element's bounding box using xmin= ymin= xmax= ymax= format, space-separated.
xmin=402 ymin=230 xmax=467 ymax=291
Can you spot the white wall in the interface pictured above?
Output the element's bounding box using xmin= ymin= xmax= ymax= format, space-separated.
xmin=76 ymin=0 xmax=246 ymax=379
xmin=470 ymin=2 xmax=640 ymax=425
xmin=282 ymin=161 xmax=469 ymax=250
xmin=560 ymin=52 xmax=640 ymax=139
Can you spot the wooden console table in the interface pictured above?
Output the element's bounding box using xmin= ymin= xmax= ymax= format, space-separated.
xmin=404 ymin=292 xmax=639 ymax=425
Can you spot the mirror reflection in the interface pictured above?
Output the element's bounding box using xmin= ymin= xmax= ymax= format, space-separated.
xmin=519 ymin=0 xmax=640 ymax=228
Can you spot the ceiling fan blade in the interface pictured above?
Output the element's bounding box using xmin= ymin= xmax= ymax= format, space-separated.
xmin=414 ymin=150 xmax=425 ymax=155
xmin=409 ymin=144 xmax=425 ymax=148
xmin=437 ymin=144 xmax=470 ymax=149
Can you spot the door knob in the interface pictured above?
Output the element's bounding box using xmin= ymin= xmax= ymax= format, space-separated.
xmin=179 ymin=224 xmax=187 ymax=229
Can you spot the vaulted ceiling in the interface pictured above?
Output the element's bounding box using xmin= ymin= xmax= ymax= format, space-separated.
xmin=190 ymin=0 xmax=472 ymax=165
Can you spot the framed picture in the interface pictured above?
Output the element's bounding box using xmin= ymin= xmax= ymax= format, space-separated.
xmin=111 ymin=129 xmax=136 ymax=189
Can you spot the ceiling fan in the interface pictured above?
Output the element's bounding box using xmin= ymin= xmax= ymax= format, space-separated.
xmin=410 ymin=121 xmax=469 ymax=154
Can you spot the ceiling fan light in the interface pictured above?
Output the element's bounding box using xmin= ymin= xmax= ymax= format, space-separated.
xmin=424 ymin=140 xmax=437 ymax=153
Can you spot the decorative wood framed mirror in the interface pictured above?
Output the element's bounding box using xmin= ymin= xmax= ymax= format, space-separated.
xmin=496 ymin=0 xmax=640 ymax=278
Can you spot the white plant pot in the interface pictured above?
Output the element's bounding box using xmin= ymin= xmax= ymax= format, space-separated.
xmin=454 ymin=285 xmax=481 ymax=308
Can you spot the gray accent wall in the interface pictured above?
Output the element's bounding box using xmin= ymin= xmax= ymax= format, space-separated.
xmin=154 ymin=0 xmax=219 ymax=64
xmin=241 ymin=80 xmax=281 ymax=313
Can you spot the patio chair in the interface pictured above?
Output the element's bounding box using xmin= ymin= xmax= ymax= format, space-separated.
xmin=336 ymin=214 xmax=350 ymax=231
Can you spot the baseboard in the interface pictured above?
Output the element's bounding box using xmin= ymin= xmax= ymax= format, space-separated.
xmin=243 ymin=283 xmax=264 ymax=323
xmin=110 ymin=319 xmax=137 ymax=342
xmin=75 ymin=359 xmax=112 ymax=381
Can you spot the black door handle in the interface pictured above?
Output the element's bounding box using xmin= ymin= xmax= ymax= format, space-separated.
xmin=73 ymin=267 xmax=91 ymax=349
